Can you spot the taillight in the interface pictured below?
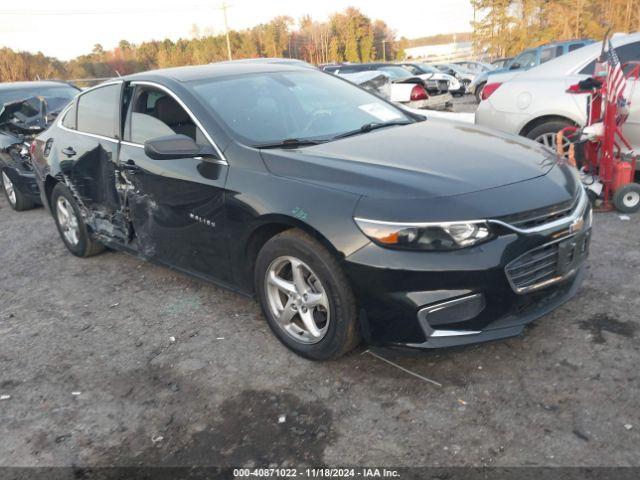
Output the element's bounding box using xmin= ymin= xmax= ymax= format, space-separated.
xmin=410 ymin=84 xmax=429 ymax=101
xmin=481 ymin=82 xmax=502 ymax=101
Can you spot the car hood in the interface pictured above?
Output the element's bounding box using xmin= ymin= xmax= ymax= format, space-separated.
xmin=261 ymin=119 xmax=561 ymax=201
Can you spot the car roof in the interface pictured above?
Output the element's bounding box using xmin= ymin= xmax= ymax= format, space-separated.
xmin=539 ymin=38 xmax=593 ymax=47
xmin=515 ymin=33 xmax=640 ymax=78
xmin=0 ymin=80 xmax=77 ymax=91
xmin=124 ymin=61 xmax=313 ymax=83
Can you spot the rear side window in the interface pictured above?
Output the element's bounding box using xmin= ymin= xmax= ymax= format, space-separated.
xmin=579 ymin=41 xmax=640 ymax=75
xmin=569 ymin=43 xmax=585 ymax=52
xmin=77 ymin=84 xmax=120 ymax=138
xmin=62 ymin=102 xmax=77 ymax=129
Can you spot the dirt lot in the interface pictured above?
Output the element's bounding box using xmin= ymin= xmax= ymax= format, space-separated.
xmin=1 ymin=102 xmax=639 ymax=468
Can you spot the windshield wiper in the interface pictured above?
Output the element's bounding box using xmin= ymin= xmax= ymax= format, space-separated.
xmin=252 ymin=138 xmax=324 ymax=149
xmin=331 ymin=120 xmax=412 ymax=141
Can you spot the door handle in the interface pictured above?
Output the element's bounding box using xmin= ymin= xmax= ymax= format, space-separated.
xmin=62 ymin=147 xmax=76 ymax=157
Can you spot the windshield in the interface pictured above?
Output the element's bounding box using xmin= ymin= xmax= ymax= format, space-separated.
xmin=190 ymin=70 xmax=412 ymax=146
xmin=0 ymin=85 xmax=78 ymax=107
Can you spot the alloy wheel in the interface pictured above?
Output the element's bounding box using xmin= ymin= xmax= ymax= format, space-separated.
xmin=56 ymin=196 xmax=80 ymax=246
xmin=2 ymin=171 xmax=16 ymax=206
xmin=534 ymin=132 xmax=571 ymax=153
xmin=265 ymin=256 xmax=330 ymax=344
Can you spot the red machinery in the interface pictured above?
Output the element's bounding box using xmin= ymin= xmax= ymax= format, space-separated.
xmin=559 ymin=39 xmax=640 ymax=213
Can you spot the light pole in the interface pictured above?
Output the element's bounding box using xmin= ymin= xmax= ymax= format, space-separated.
xmin=220 ymin=2 xmax=232 ymax=61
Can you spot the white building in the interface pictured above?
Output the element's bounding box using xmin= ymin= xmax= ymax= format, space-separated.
xmin=404 ymin=41 xmax=473 ymax=62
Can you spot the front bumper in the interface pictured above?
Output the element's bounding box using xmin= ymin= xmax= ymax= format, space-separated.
xmin=343 ymin=192 xmax=592 ymax=350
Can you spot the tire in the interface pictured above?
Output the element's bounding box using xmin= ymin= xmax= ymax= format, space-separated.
xmin=51 ymin=183 xmax=105 ymax=257
xmin=255 ymin=229 xmax=360 ymax=361
xmin=474 ymin=82 xmax=486 ymax=103
xmin=2 ymin=169 xmax=35 ymax=211
xmin=612 ymin=183 xmax=640 ymax=214
xmin=526 ymin=119 xmax=585 ymax=165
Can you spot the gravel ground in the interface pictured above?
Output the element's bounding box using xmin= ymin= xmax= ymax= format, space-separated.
xmin=1 ymin=104 xmax=639 ymax=468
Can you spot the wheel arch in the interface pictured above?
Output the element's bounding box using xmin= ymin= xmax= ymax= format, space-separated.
xmin=239 ymin=214 xmax=343 ymax=295
xmin=43 ymin=174 xmax=61 ymax=211
xmin=519 ymin=114 xmax=578 ymax=138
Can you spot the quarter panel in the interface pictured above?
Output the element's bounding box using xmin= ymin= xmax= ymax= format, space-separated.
xmin=224 ymin=164 xmax=367 ymax=289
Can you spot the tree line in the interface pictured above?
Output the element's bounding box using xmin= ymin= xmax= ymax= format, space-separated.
xmin=472 ymin=0 xmax=640 ymax=58
xmin=1 ymin=2 xmax=638 ymax=82
xmin=0 ymin=7 xmax=399 ymax=82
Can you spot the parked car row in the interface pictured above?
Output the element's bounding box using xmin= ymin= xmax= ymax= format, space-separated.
xmin=0 ymin=60 xmax=591 ymax=361
xmin=321 ymin=61 xmax=477 ymax=110
xmin=469 ymin=39 xmax=595 ymax=102
xmin=0 ymin=81 xmax=80 ymax=210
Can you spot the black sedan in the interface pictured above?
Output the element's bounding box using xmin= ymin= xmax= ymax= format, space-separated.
xmin=31 ymin=63 xmax=591 ymax=360
xmin=0 ymin=81 xmax=79 ymax=211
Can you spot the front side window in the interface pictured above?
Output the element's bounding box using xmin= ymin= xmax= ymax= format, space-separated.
xmin=125 ymin=86 xmax=207 ymax=146
xmin=190 ymin=70 xmax=411 ymax=146
xmin=77 ymin=84 xmax=120 ymax=138
xmin=513 ymin=51 xmax=537 ymax=68
xmin=540 ymin=47 xmax=557 ymax=64
xmin=579 ymin=41 xmax=640 ymax=75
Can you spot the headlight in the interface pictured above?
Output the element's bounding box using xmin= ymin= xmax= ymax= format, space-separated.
xmin=354 ymin=218 xmax=494 ymax=251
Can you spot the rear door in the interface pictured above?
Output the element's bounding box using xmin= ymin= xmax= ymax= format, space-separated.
xmin=574 ymin=41 xmax=640 ymax=153
xmin=618 ymin=42 xmax=640 ymax=151
xmin=55 ymin=82 xmax=128 ymax=242
xmin=118 ymin=82 xmax=232 ymax=283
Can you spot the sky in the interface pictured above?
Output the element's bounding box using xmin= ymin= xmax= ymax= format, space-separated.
xmin=0 ymin=0 xmax=473 ymax=60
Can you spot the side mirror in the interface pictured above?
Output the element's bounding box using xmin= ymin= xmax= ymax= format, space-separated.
xmin=509 ymin=63 xmax=521 ymax=70
xmin=144 ymin=134 xmax=217 ymax=160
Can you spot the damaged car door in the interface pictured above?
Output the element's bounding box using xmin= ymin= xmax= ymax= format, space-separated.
xmin=57 ymin=82 xmax=128 ymax=241
xmin=118 ymin=83 xmax=232 ymax=283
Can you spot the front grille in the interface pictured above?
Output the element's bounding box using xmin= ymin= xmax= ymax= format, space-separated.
xmin=506 ymin=242 xmax=560 ymax=292
xmin=498 ymin=196 xmax=577 ymax=230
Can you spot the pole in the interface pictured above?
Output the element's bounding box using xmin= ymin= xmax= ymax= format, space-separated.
xmin=382 ymin=40 xmax=386 ymax=62
xmin=221 ymin=2 xmax=232 ymax=61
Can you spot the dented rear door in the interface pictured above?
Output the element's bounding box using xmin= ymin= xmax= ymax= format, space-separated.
xmin=56 ymin=82 xmax=128 ymax=243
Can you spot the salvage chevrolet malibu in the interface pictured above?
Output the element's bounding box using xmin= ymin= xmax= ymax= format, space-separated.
xmin=31 ymin=62 xmax=592 ymax=360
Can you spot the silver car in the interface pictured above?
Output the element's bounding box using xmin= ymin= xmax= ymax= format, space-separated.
xmin=475 ymin=33 xmax=640 ymax=157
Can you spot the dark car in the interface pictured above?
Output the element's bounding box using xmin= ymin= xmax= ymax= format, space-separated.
xmin=0 ymin=81 xmax=80 ymax=210
xmin=31 ymin=63 xmax=591 ymax=360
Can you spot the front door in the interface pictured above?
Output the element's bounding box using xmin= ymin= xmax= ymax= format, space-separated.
xmin=118 ymin=84 xmax=232 ymax=283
